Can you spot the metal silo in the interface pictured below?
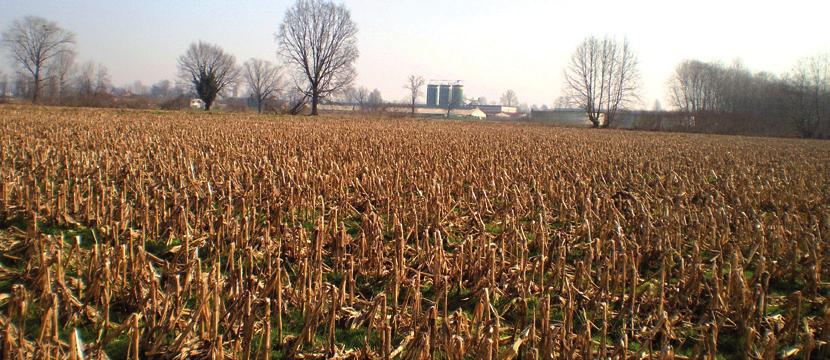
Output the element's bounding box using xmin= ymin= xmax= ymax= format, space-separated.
xmin=439 ymin=85 xmax=451 ymax=108
xmin=451 ymin=85 xmax=464 ymax=108
xmin=426 ymin=84 xmax=439 ymax=107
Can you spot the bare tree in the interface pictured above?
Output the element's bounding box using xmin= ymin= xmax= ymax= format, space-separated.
xmin=44 ymin=48 xmax=75 ymax=101
xmin=0 ymin=70 xmax=7 ymax=97
xmin=1 ymin=16 xmax=76 ymax=103
xmin=71 ymin=60 xmax=112 ymax=106
xmin=553 ymin=96 xmax=571 ymax=109
xmin=95 ymin=64 xmax=111 ymax=94
xmin=12 ymin=71 xmax=31 ymax=97
xmin=129 ymin=81 xmax=149 ymax=96
xmin=277 ymin=0 xmax=359 ymax=115
xmin=663 ymin=57 xmax=824 ymax=136
xmin=563 ymin=36 xmax=640 ymax=128
xmin=346 ymin=86 xmax=369 ymax=110
xmin=243 ymin=58 xmax=282 ymax=113
xmin=500 ymin=89 xmax=518 ymax=106
xmin=404 ymin=75 xmax=425 ymax=115
xmin=177 ymin=41 xmax=240 ymax=111
xmin=151 ymin=80 xmax=172 ymax=98
xmin=789 ymin=54 xmax=829 ymax=137
xmin=668 ymin=60 xmax=713 ymax=113
xmin=366 ymin=88 xmax=383 ymax=112
xmin=74 ymin=61 xmax=97 ymax=96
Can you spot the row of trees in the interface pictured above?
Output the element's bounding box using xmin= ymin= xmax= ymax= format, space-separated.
xmin=0 ymin=15 xmax=191 ymax=108
xmin=2 ymin=0 xmax=359 ymax=114
xmin=0 ymin=16 xmax=113 ymax=105
xmin=0 ymin=5 xmax=559 ymax=114
xmin=667 ymin=57 xmax=829 ymax=137
xmin=558 ymin=35 xmax=828 ymax=137
xmin=176 ymin=0 xmax=360 ymax=113
xmin=3 ymin=3 xmax=827 ymax=137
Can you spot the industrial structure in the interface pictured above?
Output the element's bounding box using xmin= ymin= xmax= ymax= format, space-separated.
xmin=426 ymin=80 xmax=464 ymax=108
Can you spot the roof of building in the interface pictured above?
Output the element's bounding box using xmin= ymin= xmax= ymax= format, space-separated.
xmin=478 ymin=105 xmax=519 ymax=114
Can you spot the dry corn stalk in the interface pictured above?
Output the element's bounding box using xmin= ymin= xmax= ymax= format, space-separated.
xmin=0 ymin=106 xmax=827 ymax=359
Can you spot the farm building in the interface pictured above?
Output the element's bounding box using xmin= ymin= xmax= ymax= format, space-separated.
xmin=318 ymin=104 xmax=487 ymax=119
xmin=426 ymin=81 xmax=464 ymax=108
xmin=478 ymin=105 xmax=518 ymax=117
xmin=390 ymin=106 xmax=486 ymax=119
xmin=189 ymin=98 xmax=205 ymax=110
xmin=449 ymin=108 xmax=486 ymax=119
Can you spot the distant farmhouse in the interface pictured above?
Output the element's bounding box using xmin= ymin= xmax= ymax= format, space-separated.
xmin=190 ymin=98 xmax=205 ymax=110
xmin=478 ymin=105 xmax=521 ymax=119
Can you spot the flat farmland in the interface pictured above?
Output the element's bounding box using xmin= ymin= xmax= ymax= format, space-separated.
xmin=1 ymin=106 xmax=829 ymax=359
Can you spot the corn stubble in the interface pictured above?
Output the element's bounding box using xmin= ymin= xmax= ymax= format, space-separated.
xmin=0 ymin=106 xmax=828 ymax=359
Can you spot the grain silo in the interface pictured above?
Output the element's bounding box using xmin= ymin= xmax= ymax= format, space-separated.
xmin=426 ymin=84 xmax=439 ymax=107
xmin=439 ymin=85 xmax=451 ymax=108
xmin=451 ymin=84 xmax=464 ymax=108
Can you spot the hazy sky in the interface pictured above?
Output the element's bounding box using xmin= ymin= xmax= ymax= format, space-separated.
xmin=2 ymin=0 xmax=829 ymax=108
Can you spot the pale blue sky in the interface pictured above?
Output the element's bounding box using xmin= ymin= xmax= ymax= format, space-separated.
xmin=2 ymin=0 xmax=829 ymax=107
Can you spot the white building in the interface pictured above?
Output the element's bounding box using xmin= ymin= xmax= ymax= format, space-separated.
xmin=190 ymin=98 xmax=205 ymax=110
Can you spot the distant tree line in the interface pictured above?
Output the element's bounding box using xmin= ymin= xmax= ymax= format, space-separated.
xmin=2 ymin=0 xmax=360 ymax=114
xmin=557 ymin=35 xmax=828 ymax=138
xmin=3 ymin=6 xmax=829 ymax=135
xmin=666 ymin=57 xmax=829 ymax=138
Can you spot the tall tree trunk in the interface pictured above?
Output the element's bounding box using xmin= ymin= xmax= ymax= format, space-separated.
xmin=311 ymin=94 xmax=319 ymax=116
xmin=32 ymin=68 xmax=41 ymax=104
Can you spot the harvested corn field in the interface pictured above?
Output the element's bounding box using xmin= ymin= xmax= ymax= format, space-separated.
xmin=0 ymin=106 xmax=829 ymax=359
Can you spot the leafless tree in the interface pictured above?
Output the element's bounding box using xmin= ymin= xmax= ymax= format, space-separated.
xmin=1 ymin=16 xmax=76 ymax=103
xmin=74 ymin=61 xmax=96 ymax=96
xmin=553 ymin=96 xmax=571 ymax=109
xmin=74 ymin=61 xmax=110 ymax=96
xmin=177 ymin=41 xmax=240 ymax=111
xmin=285 ymin=88 xmax=308 ymax=115
xmin=346 ymin=86 xmax=369 ymax=110
xmin=129 ymin=81 xmax=148 ymax=96
xmin=0 ymin=70 xmax=7 ymax=97
xmin=12 ymin=71 xmax=31 ymax=97
xmin=563 ymin=36 xmax=640 ymax=128
xmin=404 ymin=75 xmax=425 ymax=115
xmin=366 ymin=88 xmax=383 ymax=112
xmin=243 ymin=58 xmax=282 ymax=113
xmin=151 ymin=80 xmax=172 ymax=98
xmin=663 ymin=57 xmax=821 ymax=136
xmin=500 ymin=89 xmax=518 ymax=107
xmin=95 ymin=64 xmax=111 ymax=94
xmin=277 ymin=0 xmax=359 ymax=115
xmin=44 ymin=48 xmax=76 ymax=101
xmin=788 ymin=54 xmax=829 ymax=137
xmin=668 ymin=60 xmax=714 ymax=113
